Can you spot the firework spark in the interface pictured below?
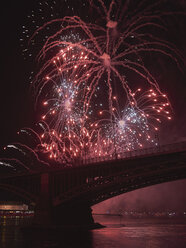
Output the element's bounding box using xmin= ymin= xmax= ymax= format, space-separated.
xmin=30 ymin=0 xmax=182 ymax=114
xmin=87 ymin=87 xmax=172 ymax=158
xmin=2 ymin=0 xmax=181 ymax=170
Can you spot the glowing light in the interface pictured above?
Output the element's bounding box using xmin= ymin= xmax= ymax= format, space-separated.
xmin=13 ymin=0 xmax=177 ymax=167
xmin=118 ymin=120 xmax=125 ymax=128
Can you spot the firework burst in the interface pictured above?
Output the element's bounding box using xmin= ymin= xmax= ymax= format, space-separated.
xmin=1 ymin=0 xmax=182 ymax=170
xmin=29 ymin=0 xmax=182 ymax=114
xmin=88 ymin=87 xmax=172 ymax=158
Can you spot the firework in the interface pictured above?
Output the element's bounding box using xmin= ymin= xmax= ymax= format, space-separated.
xmin=31 ymin=0 xmax=177 ymax=164
xmin=88 ymin=87 xmax=172 ymax=158
xmin=2 ymin=0 xmax=181 ymax=170
xmin=0 ymin=86 xmax=172 ymax=169
xmin=29 ymin=0 xmax=182 ymax=113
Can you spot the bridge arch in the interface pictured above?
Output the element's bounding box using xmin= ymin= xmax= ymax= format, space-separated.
xmin=90 ymin=171 xmax=186 ymax=206
xmin=53 ymin=149 xmax=186 ymax=207
xmin=0 ymin=183 xmax=37 ymax=205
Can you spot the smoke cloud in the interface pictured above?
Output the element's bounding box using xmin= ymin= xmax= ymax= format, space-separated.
xmin=93 ymin=179 xmax=186 ymax=213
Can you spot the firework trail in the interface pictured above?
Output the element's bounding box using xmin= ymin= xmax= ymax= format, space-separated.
xmin=29 ymin=0 xmax=182 ymax=112
xmin=10 ymin=87 xmax=170 ymax=167
xmin=1 ymin=0 xmax=182 ymax=170
xmin=87 ymin=87 xmax=172 ymax=158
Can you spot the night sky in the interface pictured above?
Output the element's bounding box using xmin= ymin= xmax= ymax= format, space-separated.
xmin=0 ymin=0 xmax=186 ymax=211
xmin=0 ymin=1 xmax=37 ymax=147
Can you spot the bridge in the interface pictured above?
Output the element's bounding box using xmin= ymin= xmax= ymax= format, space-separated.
xmin=0 ymin=141 xmax=186 ymax=228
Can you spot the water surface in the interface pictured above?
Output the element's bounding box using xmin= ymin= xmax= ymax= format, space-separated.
xmin=0 ymin=215 xmax=186 ymax=248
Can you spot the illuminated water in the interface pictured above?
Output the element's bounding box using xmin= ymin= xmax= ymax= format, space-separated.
xmin=0 ymin=216 xmax=186 ymax=248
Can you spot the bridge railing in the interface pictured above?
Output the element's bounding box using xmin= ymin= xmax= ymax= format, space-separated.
xmin=75 ymin=141 xmax=186 ymax=166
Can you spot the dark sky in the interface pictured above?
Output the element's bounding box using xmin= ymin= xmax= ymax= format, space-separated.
xmin=0 ymin=0 xmax=186 ymax=211
xmin=0 ymin=1 xmax=37 ymax=148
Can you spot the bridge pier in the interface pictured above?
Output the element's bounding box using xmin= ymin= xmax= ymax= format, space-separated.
xmin=33 ymin=173 xmax=100 ymax=229
xmin=52 ymin=202 xmax=95 ymax=227
xmin=33 ymin=173 xmax=52 ymax=226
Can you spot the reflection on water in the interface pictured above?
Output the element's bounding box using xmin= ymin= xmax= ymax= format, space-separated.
xmin=0 ymin=215 xmax=186 ymax=248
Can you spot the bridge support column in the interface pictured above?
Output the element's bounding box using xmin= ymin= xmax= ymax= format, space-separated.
xmin=33 ymin=173 xmax=52 ymax=226
xmin=33 ymin=173 xmax=100 ymax=229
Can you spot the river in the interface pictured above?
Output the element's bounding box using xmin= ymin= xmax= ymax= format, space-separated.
xmin=0 ymin=215 xmax=186 ymax=248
